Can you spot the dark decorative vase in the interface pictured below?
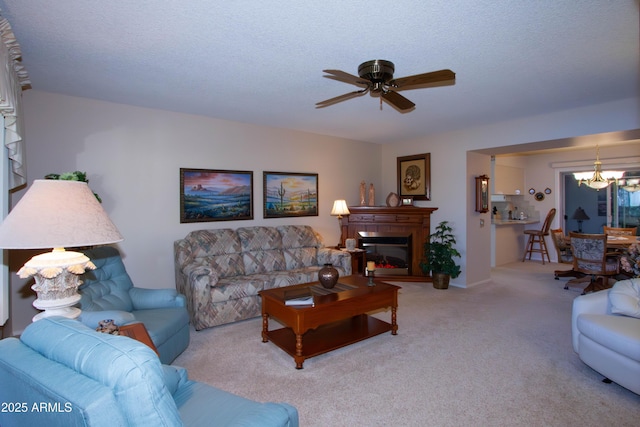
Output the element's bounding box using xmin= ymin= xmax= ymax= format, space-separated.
xmin=432 ymin=272 xmax=450 ymax=290
xmin=318 ymin=263 xmax=339 ymax=289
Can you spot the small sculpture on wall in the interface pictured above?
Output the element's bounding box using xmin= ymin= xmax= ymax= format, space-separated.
xmin=360 ymin=181 xmax=366 ymax=206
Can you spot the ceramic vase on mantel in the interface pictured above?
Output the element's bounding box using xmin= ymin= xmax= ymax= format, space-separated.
xmin=318 ymin=263 xmax=339 ymax=289
xmin=368 ymin=183 xmax=375 ymax=206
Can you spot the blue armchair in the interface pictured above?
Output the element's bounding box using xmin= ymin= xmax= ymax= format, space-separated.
xmin=0 ymin=317 xmax=299 ymax=427
xmin=77 ymin=246 xmax=190 ymax=364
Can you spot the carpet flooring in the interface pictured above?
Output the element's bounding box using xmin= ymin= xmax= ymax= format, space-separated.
xmin=173 ymin=262 xmax=640 ymax=426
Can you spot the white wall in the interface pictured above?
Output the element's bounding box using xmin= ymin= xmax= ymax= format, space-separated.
xmin=9 ymin=90 xmax=380 ymax=333
xmin=381 ymin=98 xmax=639 ymax=287
xmin=466 ymin=151 xmax=492 ymax=286
xmin=9 ymin=91 xmax=639 ymax=332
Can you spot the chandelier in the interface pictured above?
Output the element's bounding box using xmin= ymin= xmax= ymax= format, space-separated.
xmin=620 ymin=177 xmax=640 ymax=193
xmin=573 ymin=145 xmax=624 ymax=190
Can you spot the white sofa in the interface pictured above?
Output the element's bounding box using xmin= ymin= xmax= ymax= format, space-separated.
xmin=571 ymin=278 xmax=640 ymax=395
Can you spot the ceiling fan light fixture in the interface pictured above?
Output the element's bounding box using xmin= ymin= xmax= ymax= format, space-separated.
xmin=316 ymin=59 xmax=455 ymax=112
xmin=358 ymin=60 xmax=395 ymax=83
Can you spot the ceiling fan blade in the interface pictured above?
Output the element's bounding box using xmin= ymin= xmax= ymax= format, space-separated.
xmin=315 ymin=89 xmax=368 ymax=108
xmin=381 ymin=90 xmax=415 ymax=111
xmin=322 ymin=69 xmax=369 ymax=86
xmin=390 ymin=69 xmax=455 ymax=89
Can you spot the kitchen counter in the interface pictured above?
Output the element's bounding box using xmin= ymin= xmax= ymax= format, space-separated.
xmin=492 ymin=218 xmax=540 ymax=266
xmin=493 ymin=219 xmax=539 ymax=225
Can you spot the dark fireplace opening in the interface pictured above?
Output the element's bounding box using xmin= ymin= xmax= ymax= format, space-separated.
xmin=357 ymin=232 xmax=412 ymax=276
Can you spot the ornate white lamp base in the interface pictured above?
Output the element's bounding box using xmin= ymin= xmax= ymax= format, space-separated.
xmin=32 ymin=295 xmax=82 ymax=322
xmin=18 ymin=248 xmax=95 ymax=322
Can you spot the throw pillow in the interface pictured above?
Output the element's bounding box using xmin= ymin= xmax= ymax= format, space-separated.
xmin=609 ymin=279 xmax=640 ymax=318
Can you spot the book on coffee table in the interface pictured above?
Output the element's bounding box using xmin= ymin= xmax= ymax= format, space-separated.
xmin=284 ymin=287 xmax=314 ymax=306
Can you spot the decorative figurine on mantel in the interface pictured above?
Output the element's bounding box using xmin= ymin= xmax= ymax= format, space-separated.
xmin=368 ymin=183 xmax=375 ymax=206
xmin=360 ymin=181 xmax=366 ymax=206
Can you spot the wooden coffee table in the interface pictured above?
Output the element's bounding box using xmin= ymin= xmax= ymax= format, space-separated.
xmin=259 ymin=275 xmax=400 ymax=369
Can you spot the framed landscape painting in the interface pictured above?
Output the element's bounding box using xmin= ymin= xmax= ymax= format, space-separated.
xmin=180 ymin=168 xmax=253 ymax=223
xmin=397 ymin=153 xmax=431 ymax=201
xmin=263 ymin=172 xmax=318 ymax=218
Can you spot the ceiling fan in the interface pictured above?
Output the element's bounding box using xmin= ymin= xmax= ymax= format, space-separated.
xmin=316 ymin=59 xmax=455 ymax=112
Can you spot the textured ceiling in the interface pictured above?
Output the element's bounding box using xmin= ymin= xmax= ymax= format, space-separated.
xmin=0 ymin=1 xmax=638 ymax=144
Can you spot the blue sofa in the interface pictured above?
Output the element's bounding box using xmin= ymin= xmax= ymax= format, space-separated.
xmin=77 ymin=246 xmax=190 ymax=364
xmin=0 ymin=317 xmax=299 ymax=427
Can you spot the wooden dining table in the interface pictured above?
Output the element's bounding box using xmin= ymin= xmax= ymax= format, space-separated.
xmin=604 ymin=234 xmax=639 ymax=249
xmin=559 ymin=233 xmax=638 ymax=294
xmin=560 ymin=233 xmax=638 ymax=249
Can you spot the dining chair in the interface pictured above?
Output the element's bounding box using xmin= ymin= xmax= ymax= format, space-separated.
xmin=550 ymin=228 xmax=572 ymax=263
xmin=551 ymin=228 xmax=587 ymax=287
xmin=569 ymin=232 xmax=619 ymax=294
xmin=522 ymin=208 xmax=556 ymax=264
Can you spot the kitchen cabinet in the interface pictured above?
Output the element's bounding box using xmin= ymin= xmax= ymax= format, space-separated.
xmin=494 ymin=165 xmax=525 ymax=195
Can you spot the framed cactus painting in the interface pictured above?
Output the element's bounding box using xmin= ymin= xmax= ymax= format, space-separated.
xmin=263 ymin=172 xmax=318 ymax=218
xmin=180 ymin=168 xmax=253 ymax=223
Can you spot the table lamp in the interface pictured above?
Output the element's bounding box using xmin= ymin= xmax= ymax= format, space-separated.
xmin=0 ymin=180 xmax=123 ymax=321
xmin=571 ymin=207 xmax=590 ymax=233
xmin=330 ymin=199 xmax=350 ymax=247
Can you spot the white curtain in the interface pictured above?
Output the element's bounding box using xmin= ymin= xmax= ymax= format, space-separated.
xmin=0 ymin=14 xmax=29 ymax=326
xmin=0 ymin=15 xmax=30 ymax=190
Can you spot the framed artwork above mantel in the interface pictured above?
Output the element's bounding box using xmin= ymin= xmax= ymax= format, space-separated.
xmin=397 ymin=153 xmax=431 ymax=201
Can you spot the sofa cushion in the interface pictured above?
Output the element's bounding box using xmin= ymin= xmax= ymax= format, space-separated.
xmin=577 ymin=314 xmax=640 ymax=362
xmin=187 ymin=228 xmax=243 ymax=257
xmin=133 ymin=307 xmax=190 ymax=348
xmin=200 ymin=253 xmax=245 ymax=278
xmin=277 ymin=225 xmax=321 ymax=248
xmin=277 ymin=225 xmax=320 ymax=269
xmin=238 ymin=227 xmax=286 ymax=274
xmin=242 ymin=249 xmax=287 ymax=274
xmin=162 ymin=365 xmax=183 ymax=396
xmin=282 ymin=247 xmax=317 ymax=270
xmin=20 ymin=317 xmax=182 ymax=426
xmin=175 ymin=381 xmax=295 ymax=427
xmin=213 ymin=276 xmax=270 ymax=302
xmin=238 ymin=226 xmax=284 ymax=251
xmin=609 ymin=279 xmax=640 ymax=319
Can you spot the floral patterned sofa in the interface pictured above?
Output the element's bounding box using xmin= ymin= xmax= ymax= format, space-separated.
xmin=174 ymin=225 xmax=351 ymax=330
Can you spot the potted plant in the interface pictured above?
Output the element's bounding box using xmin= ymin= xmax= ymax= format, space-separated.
xmin=420 ymin=220 xmax=461 ymax=289
xmin=45 ymin=171 xmax=101 ymax=202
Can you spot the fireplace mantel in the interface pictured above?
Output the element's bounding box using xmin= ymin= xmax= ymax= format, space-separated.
xmin=341 ymin=206 xmax=438 ymax=280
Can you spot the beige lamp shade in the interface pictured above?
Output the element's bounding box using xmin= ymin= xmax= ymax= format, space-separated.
xmin=0 ymin=179 xmax=123 ymax=249
xmin=0 ymin=179 xmax=124 ymax=321
xmin=330 ymin=199 xmax=350 ymax=218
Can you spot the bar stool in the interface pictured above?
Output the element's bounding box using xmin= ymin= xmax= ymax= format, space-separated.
xmin=522 ymin=208 xmax=556 ymax=264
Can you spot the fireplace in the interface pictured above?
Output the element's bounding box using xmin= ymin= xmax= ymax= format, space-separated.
xmin=358 ymin=232 xmax=412 ymax=276
xmin=342 ymin=206 xmax=436 ymax=279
